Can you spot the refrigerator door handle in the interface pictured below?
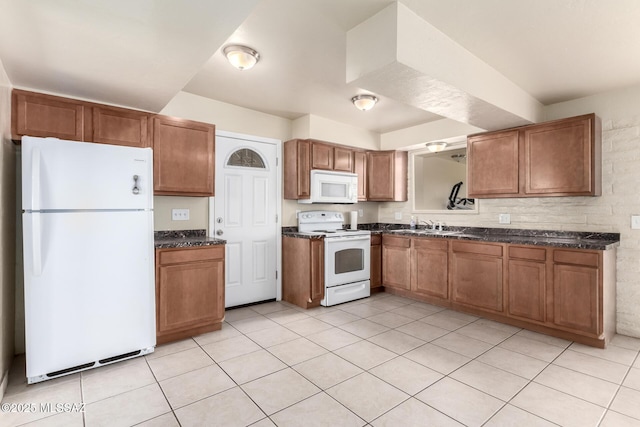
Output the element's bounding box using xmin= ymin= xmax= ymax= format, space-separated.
xmin=32 ymin=147 xmax=41 ymax=211
xmin=31 ymin=213 xmax=42 ymax=276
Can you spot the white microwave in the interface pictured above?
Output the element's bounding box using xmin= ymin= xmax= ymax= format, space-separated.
xmin=298 ymin=170 xmax=358 ymax=204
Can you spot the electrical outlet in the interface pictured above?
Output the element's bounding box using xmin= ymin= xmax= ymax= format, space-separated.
xmin=632 ymin=215 xmax=640 ymax=229
xmin=498 ymin=213 xmax=511 ymax=224
xmin=172 ymin=208 xmax=190 ymax=221
xmin=358 ymin=209 xmax=364 ymax=218
xmin=395 ymin=212 xmax=402 ymax=220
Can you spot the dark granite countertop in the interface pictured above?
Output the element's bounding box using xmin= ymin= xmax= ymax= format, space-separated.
xmin=154 ymin=230 xmax=226 ymax=249
xmin=282 ymin=227 xmax=324 ymax=240
xmin=282 ymin=224 xmax=620 ymax=250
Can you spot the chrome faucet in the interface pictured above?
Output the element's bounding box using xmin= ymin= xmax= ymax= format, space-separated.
xmin=419 ymin=220 xmax=437 ymax=230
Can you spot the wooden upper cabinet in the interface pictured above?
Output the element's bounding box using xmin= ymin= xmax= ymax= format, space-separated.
xmin=92 ymin=106 xmax=151 ymax=148
xmin=12 ymin=89 xmax=85 ymax=141
xmin=367 ymin=150 xmax=408 ymax=201
xmin=153 ymin=115 xmax=215 ymax=196
xmin=284 ymin=139 xmax=311 ymax=199
xmin=333 ymin=146 xmax=354 ymax=172
xmin=310 ymin=141 xmax=334 ymax=170
xmin=354 ymin=151 xmax=367 ymax=201
xmin=468 ymin=113 xmax=601 ymax=198
xmin=468 ymin=130 xmax=519 ymax=197
xmin=524 ymin=115 xmax=600 ymax=196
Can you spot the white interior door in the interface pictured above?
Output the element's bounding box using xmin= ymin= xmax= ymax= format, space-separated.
xmin=213 ymin=133 xmax=279 ymax=308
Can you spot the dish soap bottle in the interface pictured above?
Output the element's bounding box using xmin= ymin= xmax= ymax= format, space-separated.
xmin=410 ymin=216 xmax=416 ymax=230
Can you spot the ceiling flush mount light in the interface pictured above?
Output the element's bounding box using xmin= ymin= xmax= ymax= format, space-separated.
xmin=425 ymin=141 xmax=448 ymax=152
xmin=223 ymin=45 xmax=260 ymax=70
xmin=351 ymin=94 xmax=378 ymax=111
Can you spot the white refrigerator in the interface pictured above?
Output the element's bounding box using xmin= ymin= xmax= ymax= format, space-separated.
xmin=22 ymin=136 xmax=156 ymax=384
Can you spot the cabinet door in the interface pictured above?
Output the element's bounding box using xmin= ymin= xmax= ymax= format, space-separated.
xmin=92 ymin=106 xmax=150 ymax=148
xmin=297 ymin=140 xmax=311 ymax=198
xmin=156 ymin=259 xmax=224 ymax=336
xmin=310 ymin=239 xmax=325 ymax=303
xmin=311 ymin=142 xmax=334 ymax=170
xmin=153 ymin=116 xmax=215 ymax=196
xmin=412 ymin=239 xmax=448 ymax=299
xmin=354 ymin=151 xmax=367 ymax=201
xmin=552 ymin=263 xmax=599 ymax=336
xmin=334 ymin=147 xmax=353 ymax=172
xmin=382 ymin=235 xmax=411 ymax=290
xmin=508 ymin=259 xmax=546 ymax=322
xmin=451 ymin=242 xmax=504 ymax=312
xmin=368 ymin=151 xmax=408 ymax=201
xmin=467 ymin=130 xmax=519 ymax=197
xmin=13 ymin=90 xmax=85 ymax=141
xmin=370 ymin=235 xmax=382 ymax=289
xmin=524 ymin=115 xmax=595 ymax=195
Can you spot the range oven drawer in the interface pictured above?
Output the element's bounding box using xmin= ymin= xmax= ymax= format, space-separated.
xmin=322 ymin=280 xmax=370 ymax=307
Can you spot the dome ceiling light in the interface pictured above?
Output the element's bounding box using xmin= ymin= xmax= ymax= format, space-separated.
xmin=351 ymin=94 xmax=378 ymax=111
xmin=425 ymin=141 xmax=448 ymax=152
xmin=223 ymin=45 xmax=260 ymax=70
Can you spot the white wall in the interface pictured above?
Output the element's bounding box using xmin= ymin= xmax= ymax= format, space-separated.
xmin=0 ymin=58 xmax=15 ymax=400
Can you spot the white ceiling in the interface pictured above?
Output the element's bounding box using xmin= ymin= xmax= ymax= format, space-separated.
xmin=1 ymin=0 xmax=640 ymax=133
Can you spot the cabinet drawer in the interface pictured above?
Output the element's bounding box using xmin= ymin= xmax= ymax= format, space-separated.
xmin=452 ymin=241 xmax=502 ymax=257
xmin=158 ymin=246 xmax=224 ymax=265
xmin=509 ymin=246 xmax=546 ymax=261
xmin=371 ymin=234 xmax=382 ymax=245
xmin=553 ymin=250 xmax=599 ymax=267
xmin=413 ymin=238 xmax=448 ymax=251
xmin=382 ymin=235 xmax=411 ymax=248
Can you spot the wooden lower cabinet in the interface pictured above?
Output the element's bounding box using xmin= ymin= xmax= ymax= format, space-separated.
xmin=382 ymin=235 xmax=411 ymax=290
xmin=282 ymin=236 xmax=324 ymax=308
xmin=155 ymin=245 xmax=225 ymax=345
xmin=380 ymin=233 xmax=615 ymax=348
xmin=551 ymin=250 xmax=600 ymax=336
xmin=412 ymin=238 xmax=448 ymax=299
xmin=370 ymin=234 xmax=382 ymax=290
xmin=507 ymin=246 xmax=547 ymax=322
xmin=450 ymin=241 xmax=504 ymax=313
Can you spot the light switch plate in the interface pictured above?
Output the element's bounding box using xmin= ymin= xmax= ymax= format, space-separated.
xmin=632 ymin=215 xmax=640 ymax=229
xmin=172 ymin=208 xmax=190 ymax=221
xmin=395 ymin=212 xmax=402 ymax=220
xmin=499 ymin=213 xmax=511 ymax=224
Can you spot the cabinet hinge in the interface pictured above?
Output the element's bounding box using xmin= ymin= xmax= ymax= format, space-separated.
xmin=276 ymin=271 xmax=278 ymax=280
xmin=275 ymin=214 xmax=278 ymax=223
xmin=276 ymin=157 xmax=279 ymax=166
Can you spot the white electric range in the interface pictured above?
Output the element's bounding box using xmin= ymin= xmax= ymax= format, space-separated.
xmin=298 ymin=211 xmax=371 ymax=306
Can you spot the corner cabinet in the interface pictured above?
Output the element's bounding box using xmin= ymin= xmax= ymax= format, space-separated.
xmin=282 ymin=236 xmax=324 ymax=308
xmin=468 ymin=113 xmax=601 ymax=198
xmin=367 ymin=150 xmax=407 ymax=201
xmin=155 ymin=245 xmax=225 ymax=345
xmin=153 ymin=115 xmax=215 ymax=196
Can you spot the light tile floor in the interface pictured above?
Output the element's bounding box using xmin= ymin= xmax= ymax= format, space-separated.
xmin=2 ymin=292 xmax=640 ymax=426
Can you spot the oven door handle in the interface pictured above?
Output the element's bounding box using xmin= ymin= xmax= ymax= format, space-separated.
xmin=326 ymin=235 xmax=371 ymax=243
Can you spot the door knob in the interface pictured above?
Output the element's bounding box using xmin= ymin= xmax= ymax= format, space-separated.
xmin=216 ymin=229 xmax=224 ymax=236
